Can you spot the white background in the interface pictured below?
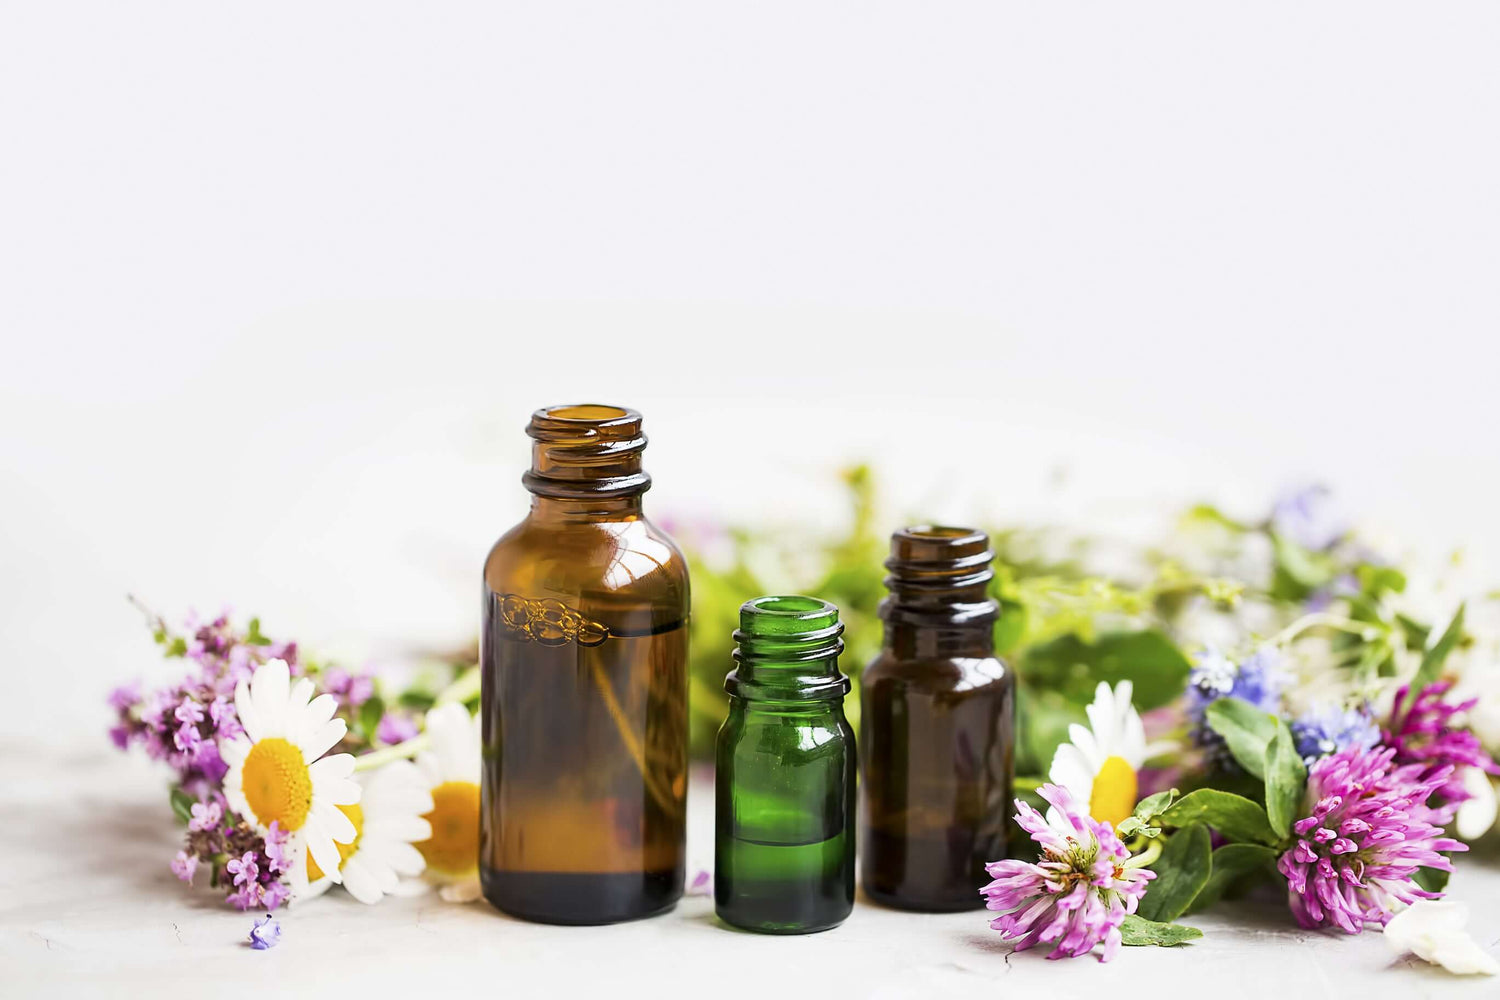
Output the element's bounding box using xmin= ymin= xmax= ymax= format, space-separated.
xmin=2 ymin=4 xmax=1499 ymax=994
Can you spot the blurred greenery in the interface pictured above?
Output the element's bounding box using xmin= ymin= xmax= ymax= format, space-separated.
xmin=678 ymin=465 xmax=1244 ymax=768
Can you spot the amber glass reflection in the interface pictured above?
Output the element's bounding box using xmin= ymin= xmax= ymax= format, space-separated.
xmin=480 ymin=404 xmax=689 ymax=924
xmin=859 ymin=526 xmax=1014 ymax=912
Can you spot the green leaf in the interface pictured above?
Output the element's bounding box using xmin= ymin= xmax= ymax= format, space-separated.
xmin=1120 ymin=913 xmax=1204 ymax=947
xmin=1270 ymin=532 xmax=1334 ymax=601
xmin=165 ymin=636 xmax=187 ymax=658
xmin=1413 ymin=866 xmax=1451 ymax=893
xmin=1139 ymin=823 xmax=1212 ymax=922
xmin=169 ymin=787 xmax=195 ymax=826
xmin=1404 ymin=604 xmax=1466 ymax=712
xmin=1020 ymin=629 xmax=1192 ymax=711
xmin=1264 ymin=722 xmax=1307 ymax=839
xmin=1119 ymin=788 xmax=1180 ymax=838
xmin=360 ymin=695 xmax=386 ymax=742
xmin=398 ymin=689 xmax=438 ymax=712
xmin=1188 ymin=844 xmax=1280 ymax=914
xmin=245 ymin=616 xmax=272 ymax=646
xmin=1161 ymin=789 xmax=1278 ymax=845
xmin=1204 ymin=698 xmax=1280 ymax=780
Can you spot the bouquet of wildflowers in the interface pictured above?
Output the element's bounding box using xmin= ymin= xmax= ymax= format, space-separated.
xmin=110 ymin=604 xmax=485 ymax=945
xmin=677 ymin=474 xmax=1500 ymax=973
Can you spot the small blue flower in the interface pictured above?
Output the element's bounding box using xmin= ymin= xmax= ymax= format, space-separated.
xmin=1187 ymin=647 xmax=1288 ymax=768
xmin=248 ymin=912 xmax=281 ymax=951
xmin=1291 ymin=701 xmax=1380 ymax=766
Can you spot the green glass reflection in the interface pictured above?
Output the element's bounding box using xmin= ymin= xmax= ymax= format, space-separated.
xmin=714 ymin=596 xmax=856 ymax=934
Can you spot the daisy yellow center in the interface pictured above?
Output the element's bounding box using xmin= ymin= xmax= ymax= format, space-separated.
xmin=307 ymin=803 xmax=363 ymax=881
xmin=241 ymin=737 xmax=313 ymax=832
xmin=417 ymin=780 xmax=480 ymax=876
xmin=1089 ymin=755 xmax=1138 ymax=830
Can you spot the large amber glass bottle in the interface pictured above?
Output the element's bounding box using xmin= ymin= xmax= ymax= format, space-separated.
xmin=480 ymin=404 xmax=689 ymax=924
xmin=859 ymin=526 xmax=1013 ymax=911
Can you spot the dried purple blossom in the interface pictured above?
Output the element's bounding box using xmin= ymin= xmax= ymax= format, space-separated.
xmin=1277 ymin=746 xmax=1465 ymax=933
xmin=248 ymin=912 xmax=281 ymax=951
xmin=980 ymin=783 xmax=1155 ymax=962
xmin=1385 ymin=681 xmax=1500 ymax=824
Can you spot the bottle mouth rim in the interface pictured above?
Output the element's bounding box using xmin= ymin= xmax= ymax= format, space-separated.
xmin=531 ymin=403 xmax=641 ymax=427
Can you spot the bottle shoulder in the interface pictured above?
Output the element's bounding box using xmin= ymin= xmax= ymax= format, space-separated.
xmin=483 ymin=512 xmax=689 ymax=613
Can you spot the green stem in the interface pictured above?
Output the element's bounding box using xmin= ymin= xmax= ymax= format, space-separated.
xmin=353 ymin=734 xmax=429 ymax=772
xmin=435 ymin=664 xmax=480 ymax=706
xmin=1014 ymin=775 xmax=1046 ymax=792
xmin=1269 ymin=612 xmax=1381 ymax=647
xmin=1125 ymin=837 xmax=1163 ymax=869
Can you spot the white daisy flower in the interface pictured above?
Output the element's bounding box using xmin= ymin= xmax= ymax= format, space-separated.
xmin=414 ymin=702 xmax=482 ymax=902
xmin=221 ymin=658 xmax=360 ymax=887
xmin=1048 ymin=680 xmax=1172 ymax=830
xmin=296 ymin=759 xmax=434 ymax=904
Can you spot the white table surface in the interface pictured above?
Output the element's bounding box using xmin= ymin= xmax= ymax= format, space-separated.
xmin=5 ymin=738 xmax=1498 ymax=1000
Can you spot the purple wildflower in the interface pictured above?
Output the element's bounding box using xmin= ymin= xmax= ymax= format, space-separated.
xmin=322 ymin=665 xmax=375 ymax=708
xmin=979 ymin=784 xmax=1155 ymax=962
xmin=376 ymin=711 xmax=420 ymax=746
xmin=1272 ymin=484 xmax=1347 ymax=552
xmin=1291 ymin=701 xmax=1380 ymax=766
xmin=225 ymin=851 xmax=259 ymax=889
xmin=171 ymin=850 xmax=198 ymax=884
xmin=1277 ymin=746 xmax=1465 ymax=933
xmin=248 ymin=912 xmax=281 ymax=951
xmin=1384 ymin=681 xmax=1500 ymax=823
xmin=188 ymin=800 xmax=223 ymax=833
xmin=1187 ymin=647 xmax=1287 ymax=768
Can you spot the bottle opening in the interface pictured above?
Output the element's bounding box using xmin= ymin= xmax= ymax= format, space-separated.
xmin=538 ymin=403 xmax=635 ymax=424
xmin=740 ymin=595 xmax=838 ymax=630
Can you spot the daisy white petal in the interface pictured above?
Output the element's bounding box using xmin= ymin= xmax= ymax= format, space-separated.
xmin=301 ymin=718 xmax=348 ymax=764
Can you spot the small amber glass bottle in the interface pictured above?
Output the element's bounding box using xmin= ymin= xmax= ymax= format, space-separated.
xmin=480 ymin=404 xmax=689 ymax=924
xmin=859 ymin=526 xmax=1014 ymax=911
xmin=715 ymin=596 xmax=856 ymax=934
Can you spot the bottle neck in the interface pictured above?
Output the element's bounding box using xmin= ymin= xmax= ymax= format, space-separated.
xmin=522 ymin=403 xmax=652 ymax=502
xmin=879 ymin=525 xmax=999 ymax=632
xmin=883 ymin=621 xmax=996 ymax=660
xmin=529 ymin=495 xmax=643 ymax=523
xmin=725 ymin=596 xmax=850 ymax=704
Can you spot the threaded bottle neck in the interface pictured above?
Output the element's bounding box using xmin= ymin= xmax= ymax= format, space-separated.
xmin=726 ymin=595 xmax=849 ymax=703
xmin=521 ymin=404 xmax=651 ymax=501
xmin=879 ymin=526 xmax=999 ymax=630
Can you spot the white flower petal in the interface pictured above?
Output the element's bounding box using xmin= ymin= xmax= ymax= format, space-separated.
xmin=341 ymin=857 xmax=384 ymax=904
xmin=301 ymin=815 xmax=344 ymax=884
xmin=1455 ymin=768 xmax=1498 ymax=840
xmin=234 ymin=678 xmax=261 ymax=743
xmin=301 ymin=718 xmax=348 ymax=763
xmin=438 ymin=879 xmax=483 ymax=903
xmin=1386 ymin=901 xmax=1499 ymax=976
xmin=251 ymin=661 xmax=292 ymax=739
xmin=308 ymin=752 xmax=356 ymax=783
xmin=315 ymin=800 xmax=358 ymax=845
xmin=365 ymin=816 xmax=433 ymax=843
xmin=375 ymin=840 xmax=428 ymax=877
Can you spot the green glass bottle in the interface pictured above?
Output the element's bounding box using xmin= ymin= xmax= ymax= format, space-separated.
xmin=715 ymin=596 xmax=856 ymax=934
xmin=859 ymin=526 xmax=1014 ymax=911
